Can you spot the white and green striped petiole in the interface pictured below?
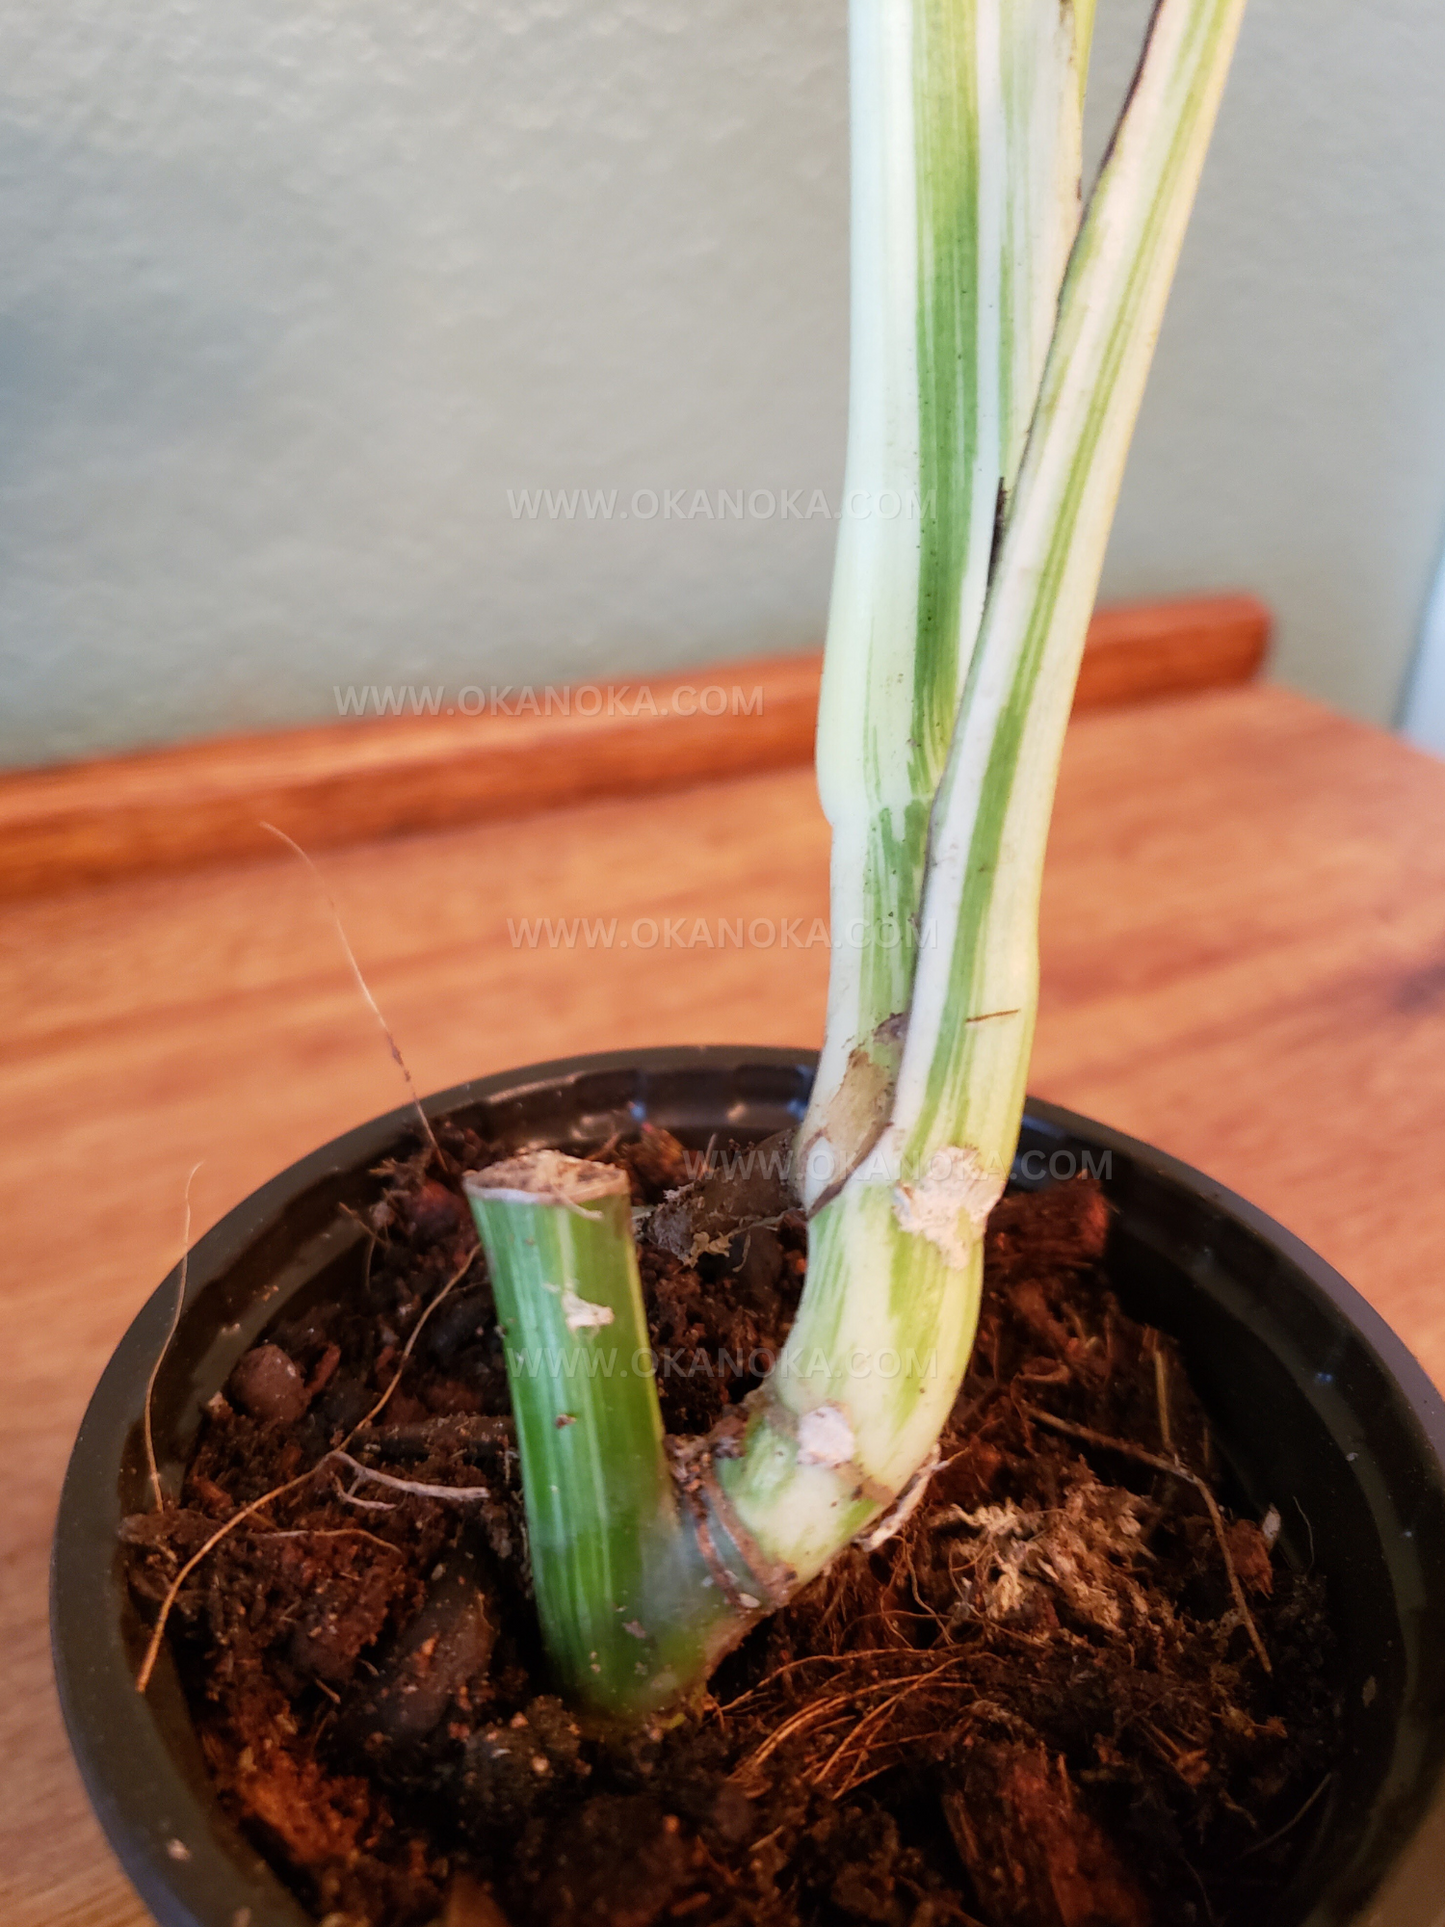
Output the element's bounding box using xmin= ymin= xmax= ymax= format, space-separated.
xmin=723 ymin=0 xmax=1248 ymax=1586
xmin=797 ymin=0 xmax=1088 ymax=1206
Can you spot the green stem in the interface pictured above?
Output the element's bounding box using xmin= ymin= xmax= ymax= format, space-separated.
xmin=465 ymin=1152 xmax=763 ymax=1719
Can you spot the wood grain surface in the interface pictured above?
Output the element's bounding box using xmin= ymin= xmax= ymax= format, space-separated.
xmin=0 ymin=594 xmax=1268 ymax=900
xmin=4 ymin=680 xmax=1443 ymax=1925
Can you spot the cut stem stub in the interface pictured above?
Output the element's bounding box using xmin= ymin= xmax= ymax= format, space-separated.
xmin=464 ymin=1150 xmax=767 ymax=1719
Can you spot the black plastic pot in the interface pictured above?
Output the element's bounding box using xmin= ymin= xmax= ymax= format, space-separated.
xmin=52 ymin=1046 xmax=1445 ymax=1927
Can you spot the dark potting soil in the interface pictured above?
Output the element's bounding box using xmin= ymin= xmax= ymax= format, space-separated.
xmin=124 ymin=1121 xmax=1340 ymax=1927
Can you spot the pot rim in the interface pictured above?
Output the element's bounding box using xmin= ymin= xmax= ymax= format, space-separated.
xmin=50 ymin=1044 xmax=1445 ymax=1927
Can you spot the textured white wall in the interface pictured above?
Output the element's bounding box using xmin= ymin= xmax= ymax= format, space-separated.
xmin=1089 ymin=0 xmax=1445 ymax=734
xmin=2 ymin=2 xmax=1444 ymax=766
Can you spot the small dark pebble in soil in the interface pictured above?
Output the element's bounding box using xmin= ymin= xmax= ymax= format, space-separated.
xmin=125 ymin=1128 xmax=1340 ymax=1927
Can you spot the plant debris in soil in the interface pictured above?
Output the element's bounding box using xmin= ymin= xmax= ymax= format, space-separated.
xmin=124 ymin=1120 xmax=1340 ymax=1927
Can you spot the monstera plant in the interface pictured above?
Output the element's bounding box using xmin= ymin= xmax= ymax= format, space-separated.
xmin=464 ymin=0 xmax=1248 ymax=1721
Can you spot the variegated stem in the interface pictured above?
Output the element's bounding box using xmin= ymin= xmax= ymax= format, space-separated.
xmin=464 ymin=1153 xmax=764 ymax=1719
xmin=885 ymin=0 xmax=1249 ymax=1192
xmin=716 ymin=1178 xmax=980 ymax=1582
xmin=728 ymin=0 xmax=1246 ymax=1581
xmin=798 ymin=0 xmax=1084 ymax=1206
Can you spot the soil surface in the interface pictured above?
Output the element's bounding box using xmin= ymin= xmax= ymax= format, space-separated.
xmin=125 ymin=1122 xmax=1339 ymax=1927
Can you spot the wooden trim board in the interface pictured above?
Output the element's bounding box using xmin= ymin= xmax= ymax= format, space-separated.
xmin=0 ymin=594 xmax=1268 ymax=900
xmin=1071 ymin=593 xmax=1268 ymax=709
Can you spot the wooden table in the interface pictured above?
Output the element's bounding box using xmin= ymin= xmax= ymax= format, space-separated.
xmin=4 ymin=681 xmax=1444 ymax=1925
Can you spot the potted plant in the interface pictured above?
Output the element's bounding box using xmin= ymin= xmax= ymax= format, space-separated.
xmin=53 ymin=1054 xmax=1445 ymax=1925
xmin=52 ymin=3 xmax=1445 ymax=1924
